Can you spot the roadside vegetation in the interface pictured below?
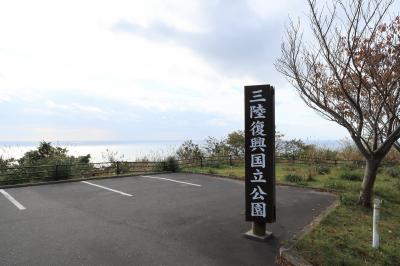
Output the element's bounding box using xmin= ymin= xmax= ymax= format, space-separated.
xmin=0 ymin=142 xmax=92 ymax=184
xmin=0 ymin=142 xmax=182 ymax=185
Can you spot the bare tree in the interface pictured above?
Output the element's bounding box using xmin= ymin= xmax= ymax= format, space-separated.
xmin=276 ymin=0 xmax=400 ymax=207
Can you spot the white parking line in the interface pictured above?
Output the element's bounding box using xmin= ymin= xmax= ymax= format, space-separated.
xmin=142 ymin=175 xmax=202 ymax=187
xmin=81 ymin=181 xmax=133 ymax=197
xmin=0 ymin=189 xmax=26 ymax=210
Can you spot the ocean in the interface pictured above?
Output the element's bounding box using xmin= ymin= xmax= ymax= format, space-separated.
xmin=0 ymin=140 xmax=185 ymax=163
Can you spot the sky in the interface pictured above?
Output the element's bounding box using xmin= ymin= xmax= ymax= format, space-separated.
xmin=0 ymin=0 xmax=353 ymax=142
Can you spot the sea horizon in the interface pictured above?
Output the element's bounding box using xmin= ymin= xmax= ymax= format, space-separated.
xmin=0 ymin=138 xmax=343 ymax=163
xmin=0 ymin=140 xmax=186 ymax=163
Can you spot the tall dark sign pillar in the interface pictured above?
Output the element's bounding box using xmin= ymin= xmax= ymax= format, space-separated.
xmin=244 ymin=84 xmax=276 ymax=241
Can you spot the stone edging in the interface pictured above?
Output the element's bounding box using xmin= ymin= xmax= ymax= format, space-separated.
xmin=276 ymin=198 xmax=340 ymax=265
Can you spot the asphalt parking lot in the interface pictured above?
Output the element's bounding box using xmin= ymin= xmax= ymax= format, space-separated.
xmin=0 ymin=173 xmax=336 ymax=266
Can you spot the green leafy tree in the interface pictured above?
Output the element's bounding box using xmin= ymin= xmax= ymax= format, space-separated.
xmin=0 ymin=157 xmax=15 ymax=170
xmin=17 ymin=142 xmax=91 ymax=180
xmin=226 ymin=130 xmax=245 ymax=156
xmin=281 ymin=139 xmax=310 ymax=158
xmin=18 ymin=142 xmax=69 ymax=165
xmin=176 ymin=140 xmax=204 ymax=161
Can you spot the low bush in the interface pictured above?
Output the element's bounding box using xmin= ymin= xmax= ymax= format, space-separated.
xmin=52 ymin=164 xmax=72 ymax=180
xmin=339 ymin=170 xmax=363 ymax=181
xmin=0 ymin=174 xmax=26 ymax=185
xmin=156 ymin=156 xmax=180 ymax=172
xmin=165 ymin=156 xmax=180 ymax=172
xmin=114 ymin=161 xmax=130 ymax=174
xmin=284 ymin=173 xmax=303 ymax=183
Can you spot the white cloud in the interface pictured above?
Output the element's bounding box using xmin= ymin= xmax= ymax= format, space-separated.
xmin=247 ymin=0 xmax=304 ymax=19
xmin=0 ymin=94 xmax=11 ymax=103
xmin=45 ymin=100 xmax=109 ymax=119
xmin=0 ymin=0 xmax=350 ymax=141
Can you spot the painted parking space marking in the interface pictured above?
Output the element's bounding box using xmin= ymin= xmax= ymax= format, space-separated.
xmin=81 ymin=181 xmax=133 ymax=197
xmin=0 ymin=189 xmax=26 ymax=210
xmin=142 ymin=175 xmax=202 ymax=187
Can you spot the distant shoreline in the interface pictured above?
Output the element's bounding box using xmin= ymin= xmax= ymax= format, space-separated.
xmin=0 ymin=139 xmax=341 ymax=148
xmin=0 ymin=140 xmax=187 ymax=147
xmin=0 ymin=140 xmax=185 ymax=163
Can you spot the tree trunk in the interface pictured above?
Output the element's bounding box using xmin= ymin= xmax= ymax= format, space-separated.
xmin=358 ymin=159 xmax=381 ymax=208
xmin=394 ymin=142 xmax=400 ymax=153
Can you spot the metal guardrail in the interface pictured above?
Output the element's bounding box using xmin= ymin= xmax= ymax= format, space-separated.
xmin=0 ymin=155 xmax=398 ymax=186
xmin=0 ymin=161 xmax=162 ymax=186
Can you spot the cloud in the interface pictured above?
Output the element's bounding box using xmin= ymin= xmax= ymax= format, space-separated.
xmin=45 ymin=100 xmax=110 ymax=120
xmin=112 ymin=0 xmax=299 ymax=80
xmin=0 ymin=95 xmax=11 ymax=103
xmin=0 ymin=0 xmax=348 ymax=141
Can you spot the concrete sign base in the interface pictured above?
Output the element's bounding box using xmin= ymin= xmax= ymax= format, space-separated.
xmin=243 ymin=230 xmax=273 ymax=242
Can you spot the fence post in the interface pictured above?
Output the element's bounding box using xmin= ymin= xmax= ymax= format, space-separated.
xmin=200 ymin=157 xmax=203 ymax=168
xmin=372 ymin=198 xmax=382 ymax=249
xmin=229 ymin=155 xmax=233 ymax=166
xmin=116 ymin=161 xmax=120 ymax=175
xmin=55 ymin=164 xmax=59 ymax=180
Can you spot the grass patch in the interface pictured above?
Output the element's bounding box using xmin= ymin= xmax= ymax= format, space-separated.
xmin=183 ymin=161 xmax=400 ymax=265
xmin=384 ymin=166 xmax=400 ymax=178
xmin=339 ymin=169 xmax=363 ymax=181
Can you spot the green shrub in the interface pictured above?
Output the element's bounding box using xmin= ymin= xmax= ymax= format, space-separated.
xmin=339 ymin=163 xmax=360 ymax=171
xmin=165 ymin=156 xmax=180 ymax=172
xmin=339 ymin=170 xmax=363 ymax=181
xmin=285 ymin=173 xmax=303 ymax=183
xmin=155 ymin=156 xmax=180 ymax=172
xmin=52 ymin=164 xmax=72 ymax=180
xmin=114 ymin=161 xmax=130 ymax=174
xmin=14 ymin=142 xmax=92 ymax=182
xmin=0 ymin=174 xmax=25 ymax=185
